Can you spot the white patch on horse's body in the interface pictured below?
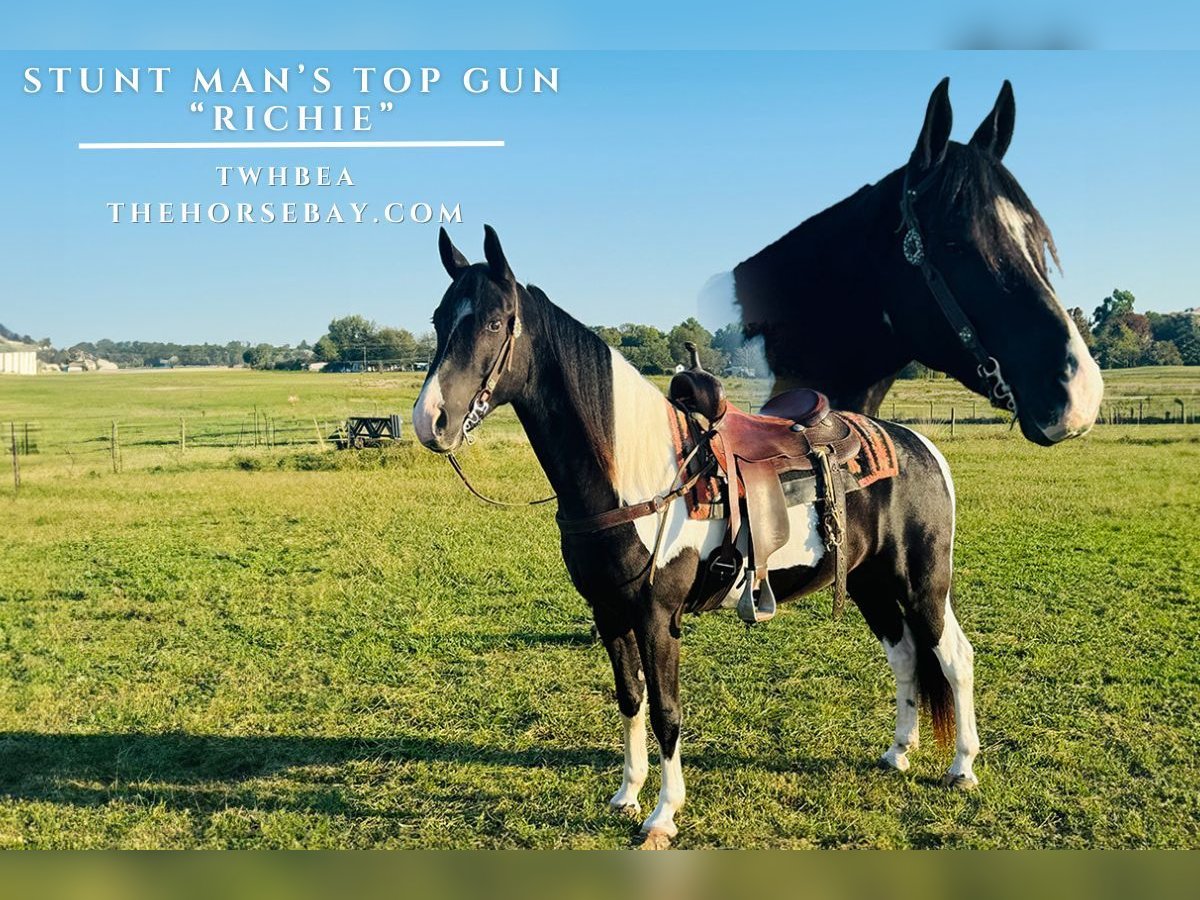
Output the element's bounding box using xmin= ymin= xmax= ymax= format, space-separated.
xmin=880 ymin=622 xmax=919 ymax=772
xmin=608 ymin=346 xmax=822 ymax=575
xmin=609 ymin=692 xmax=648 ymax=814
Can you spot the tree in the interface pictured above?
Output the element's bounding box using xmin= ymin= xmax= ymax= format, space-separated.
xmin=711 ymin=323 xmax=745 ymax=355
xmin=1092 ymin=289 xmax=1136 ymax=332
xmin=668 ymin=317 xmax=726 ymax=371
xmin=1148 ymin=311 xmax=1200 ymax=366
xmin=374 ymin=326 xmax=418 ymax=363
xmin=325 ymin=315 xmax=378 ymax=361
xmin=416 ymin=331 xmax=437 ymax=361
xmin=1095 ymin=323 xmax=1147 ymax=369
xmin=591 ymin=325 xmax=623 ymax=347
xmin=313 ymin=335 xmax=340 ymax=363
xmin=1148 ymin=340 xmax=1184 ymax=366
xmin=616 ymin=324 xmax=673 ymax=374
xmin=242 ymin=344 xmax=276 ymax=369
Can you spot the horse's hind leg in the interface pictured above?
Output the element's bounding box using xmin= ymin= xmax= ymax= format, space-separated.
xmin=933 ymin=594 xmax=980 ymax=789
xmin=849 ymin=565 xmax=920 ymax=772
xmin=596 ymin=608 xmax=648 ymax=817
xmin=881 ymin=623 xmax=920 ymax=772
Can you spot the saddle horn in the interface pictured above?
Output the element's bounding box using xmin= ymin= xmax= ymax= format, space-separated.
xmin=669 ymin=340 xmax=727 ymax=424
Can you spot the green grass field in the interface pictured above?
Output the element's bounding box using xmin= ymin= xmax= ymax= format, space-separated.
xmin=0 ymin=367 xmax=1197 ymax=848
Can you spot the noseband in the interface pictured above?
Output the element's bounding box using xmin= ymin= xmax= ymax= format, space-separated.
xmin=898 ymin=168 xmax=1018 ymax=415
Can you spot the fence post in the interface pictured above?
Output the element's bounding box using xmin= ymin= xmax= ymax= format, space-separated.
xmin=10 ymin=422 xmax=19 ymax=493
xmin=950 ymin=406 xmax=956 ymax=437
xmin=23 ymin=422 xmax=29 ymax=455
xmin=928 ymin=400 xmax=934 ymax=424
xmin=180 ymin=417 xmax=186 ymax=453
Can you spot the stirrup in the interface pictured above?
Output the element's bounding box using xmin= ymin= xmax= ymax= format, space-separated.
xmin=737 ymin=575 xmax=777 ymax=625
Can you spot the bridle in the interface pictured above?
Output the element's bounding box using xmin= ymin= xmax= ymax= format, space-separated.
xmin=443 ymin=288 xmax=556 ymax=507
xmin=461 ymin=291 xmax=523 ymax=439
xmin=898 ymin=166 xmax=1018 ymax=415
xmin=440 ymin=286 xmax=711 ymax=554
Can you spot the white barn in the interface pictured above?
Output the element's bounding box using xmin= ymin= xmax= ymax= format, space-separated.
xmin=0 ymin=339 xmax=38 ymax=375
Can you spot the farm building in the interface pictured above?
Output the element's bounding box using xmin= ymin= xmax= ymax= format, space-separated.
xmin=0 ymin=338 xmax=37 ymax=375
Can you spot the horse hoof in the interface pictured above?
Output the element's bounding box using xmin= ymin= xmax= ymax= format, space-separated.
xmin=636 ymin=828 xmax=674 ymax=850
xmin=609 ymin=801 xmax=641 ymax=819
xmin=878 ymin=750 xmax=911 ymax=773
xmin=940 ymin=772 xmax=979 ymax=791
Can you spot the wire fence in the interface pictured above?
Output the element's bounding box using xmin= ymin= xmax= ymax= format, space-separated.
xmin=5 ymin=395 xmax=1197 ymax=482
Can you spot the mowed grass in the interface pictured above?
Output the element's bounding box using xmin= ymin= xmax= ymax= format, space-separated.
xmin=0 ymin=368 xmax=1197 ymax=848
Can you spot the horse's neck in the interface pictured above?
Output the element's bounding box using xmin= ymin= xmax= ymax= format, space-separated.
xmin=740 ymin=172 xmax=911 ymax=412
xmin=511 ymin=314 xmax=677 ymax=521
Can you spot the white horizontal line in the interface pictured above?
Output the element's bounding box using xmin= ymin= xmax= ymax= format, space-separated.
xmin=78 ymin=140 xmax=505 ymax=150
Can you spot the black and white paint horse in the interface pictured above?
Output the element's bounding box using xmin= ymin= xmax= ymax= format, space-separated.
xmin=702 ymin=78 xmax=1103 ymax=446
xmin=414 ymin=226 xmax=979 ymax=849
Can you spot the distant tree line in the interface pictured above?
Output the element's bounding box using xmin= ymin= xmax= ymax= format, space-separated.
xmin=14 ymin=288 xmax=1197 ymax=375
xmin=591 ymin=319 xmax=766 ymax=376
xmin=1070 ymin=289 xmax=1199 ymax=369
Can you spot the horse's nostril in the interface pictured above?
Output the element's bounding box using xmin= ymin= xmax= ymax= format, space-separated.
xmin=434 ymin=407 xmax=448 ymax=435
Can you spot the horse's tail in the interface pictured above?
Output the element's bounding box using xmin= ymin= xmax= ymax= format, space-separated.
xmin=913 ymin=621 xmax=955 ymax=749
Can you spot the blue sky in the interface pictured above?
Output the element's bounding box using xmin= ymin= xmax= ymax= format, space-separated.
xmin=1 ymin=46 xmax=1198 ymax=345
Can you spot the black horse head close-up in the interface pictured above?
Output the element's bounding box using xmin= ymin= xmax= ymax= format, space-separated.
xmin=717 ymin=78 xmax=1103 ymax=446
xmin=412 ymin=225 xmax=527 ymax=453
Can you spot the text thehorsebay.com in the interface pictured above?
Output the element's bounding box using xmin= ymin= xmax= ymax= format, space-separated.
xmin=21 ymin=64 xmax=559 ymax=225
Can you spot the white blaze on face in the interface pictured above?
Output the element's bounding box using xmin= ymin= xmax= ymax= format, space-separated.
xmin=412 ymin=299 xmax=473 ymax=448
xmin=412 ymin=373 xmax=444 ymax=446
xmin=994 ymin=195 xmax=1052 ymax=294
xmin=993 ymin=196 xmax=1103 ymax=441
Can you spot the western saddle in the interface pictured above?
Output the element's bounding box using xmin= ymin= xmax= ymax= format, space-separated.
xmin=669 ymin=343 xmax=861 ymax=624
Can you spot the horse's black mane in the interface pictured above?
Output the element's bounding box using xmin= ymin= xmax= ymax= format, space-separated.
xmin=937 ymin=144 xmax=1060 ymax=281
xmin=522 ymin=283 xmax=616 ymax=472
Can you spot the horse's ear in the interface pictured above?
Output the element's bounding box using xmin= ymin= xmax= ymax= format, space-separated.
xmin=910 ymin=77 xmax=953 ymax=173
xmin=969 ymin=80 xmax=1015 ymax=161
xmin=438 ymin=227 xmax=469 ymax=280
xmin=482 ymin=224 xmax=514 ymax=284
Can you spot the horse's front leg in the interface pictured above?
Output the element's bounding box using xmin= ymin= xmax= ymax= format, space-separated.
xmin=596 ymin=609 xmax=648 ymax=818
xmin=633 ymin=602 xmax=684 ymax=850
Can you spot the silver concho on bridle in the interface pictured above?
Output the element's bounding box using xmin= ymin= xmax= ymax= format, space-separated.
xmin=902 ymin=227 xmax=925 ymax=266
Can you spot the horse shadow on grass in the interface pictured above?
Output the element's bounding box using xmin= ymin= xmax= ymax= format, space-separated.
xmin=0 ymin=730 xmax=879 ymax=818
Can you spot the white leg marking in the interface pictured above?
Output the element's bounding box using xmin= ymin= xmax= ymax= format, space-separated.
xmin=880 ymin=622 xmax=919 ymax=772
xmin=934 ymin=596 xmax=980 ymax=787
xmin=641 ymin=738 xmax=685 ymax=840
xmin=609 ymin=692 xmax=648 ymax=815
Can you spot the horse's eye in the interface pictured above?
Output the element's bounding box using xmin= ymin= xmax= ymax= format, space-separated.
xmin=486 ymin=319 xmax=503 ymax=333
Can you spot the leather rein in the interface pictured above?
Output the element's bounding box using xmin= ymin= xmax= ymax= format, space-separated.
xmin=898 ymin=167 xmax=1018 ymax=416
